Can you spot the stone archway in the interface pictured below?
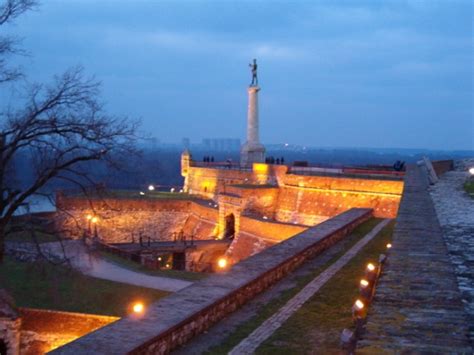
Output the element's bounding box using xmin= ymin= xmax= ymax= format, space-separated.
xmin=224 ymin=214 xmax=235 ymax=239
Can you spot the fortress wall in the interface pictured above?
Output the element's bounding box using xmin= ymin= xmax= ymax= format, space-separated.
xmin=19 ymin=308 xmax=118 ymax=354
xmin=51 ymin=209 xmax=372 ymax=355
xmin=274 ymin=174 xmax=403 ymax=221
xmin=281 ymin=173 xmax=404 ymax=194
xmin=229 ymin=217 xmax=307 ymax=262
xmin=431 ymin=159 xmax=454 ymax=176
xmin=183 ymin=166 xmax=403 ymax=223
xmin=184 ymin=167 xmax=253 ymax=198
xmin=275 ymin=185 xmax=401 ymax=222
xmin=239 ymin=216 xmax=306 ymax=243
xmin=56 ymin=196 xmax=219 ymax=243
xmin=237 ymin=187 xmax=280 ymax=217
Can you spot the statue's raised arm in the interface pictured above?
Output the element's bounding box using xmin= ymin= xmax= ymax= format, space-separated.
xmin=249 ymin=58 xmax=258 ymax=86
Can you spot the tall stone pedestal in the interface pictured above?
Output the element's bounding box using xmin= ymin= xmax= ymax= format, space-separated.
xmin=241 ymin=85 xmax=265 ymax=167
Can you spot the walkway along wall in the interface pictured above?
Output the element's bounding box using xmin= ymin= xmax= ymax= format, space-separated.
xmin=51 ymin=208 xmax=372 ymax=355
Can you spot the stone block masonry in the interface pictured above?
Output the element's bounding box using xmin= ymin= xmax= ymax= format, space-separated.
xmin=357 ymin=165 xmax=472 ymax=353
xmin=51 ymin=208 xmax=372 ymax=354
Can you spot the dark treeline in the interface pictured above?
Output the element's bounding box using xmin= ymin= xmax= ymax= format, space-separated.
xmin=12 ymin=147 xmax=472 ymax=193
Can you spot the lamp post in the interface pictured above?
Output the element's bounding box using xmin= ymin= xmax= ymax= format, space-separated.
xmin=91 ymin=216 xmax=98 ymax=239
xmin=86 ymin=214 xmax=92 ymax=236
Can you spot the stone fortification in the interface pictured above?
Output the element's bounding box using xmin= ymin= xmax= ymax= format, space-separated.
xmin=182 ymin=159 xmax=403 ymax=222
xmin=20 ymin=308 xmax=118 ymax=354
xmin=51 ymin=208 xmax=372 ymax=355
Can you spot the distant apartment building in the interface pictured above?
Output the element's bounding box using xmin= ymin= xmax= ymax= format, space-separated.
xmin=202 ymin=138 xmax=241 ymax=151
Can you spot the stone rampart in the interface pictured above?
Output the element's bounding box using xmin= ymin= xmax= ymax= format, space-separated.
xmin=19 ymin=308 xmax=118 ymax=354
xmin=182 ymin=164 xmax=403 ymax=223
xmin=55 ymin=196 xmax=219 ymax=243
xmin=431 ymin=159 xmax=454 ymax=176
xmin=51 ymin=208 xmax=372 ymax=355
xmin=357 ymin=165 xmax=472 ymax=353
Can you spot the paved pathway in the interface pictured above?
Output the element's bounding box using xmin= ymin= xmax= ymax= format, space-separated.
xmin=229 ymin=219 xmax=390 ymax=355
xmin=358 ymin=165 xmax=472 ymax=353
xmin=430 ymin=168 xmax=474 ymax=342
xmin=41 ymin=241 xmax=192 ymax=292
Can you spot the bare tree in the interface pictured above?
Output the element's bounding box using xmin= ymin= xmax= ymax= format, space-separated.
xmin=0 ymin=1 xmax=139 ymax=262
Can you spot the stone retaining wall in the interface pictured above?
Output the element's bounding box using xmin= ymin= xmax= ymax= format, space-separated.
xmin=51 ymin=208 xmax=372 ymax=355
xmin=357 ymin=165 xmax=472 ymax=353
xmin=19 ymin=308 xmax=118 ymax=354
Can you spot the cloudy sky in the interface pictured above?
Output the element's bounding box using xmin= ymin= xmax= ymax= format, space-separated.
xmin=3 ymin=0 xmax=473 ymax=150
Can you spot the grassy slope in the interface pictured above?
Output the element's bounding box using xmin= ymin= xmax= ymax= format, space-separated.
xmin=206 ymin=218 xmax=389 ymax=354
xmin=0 ymin=257 xmax=170 ymax=317
xmin=257 ymin=220 xmax=394 ymax=354
xmin=99 ymin=251 xmax=207 ymax=281
xmin=6 ymin=229 xmax=58 ymax=243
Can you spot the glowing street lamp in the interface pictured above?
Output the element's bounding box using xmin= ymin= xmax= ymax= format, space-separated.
xmin=148 ymin=185 xmax=155 ymax=191
xmin=469 ymin=167 xmax=474 ymax=175
xmin=86 ymin=214 xmax=93 ymax=235
xmin=132 ymin=302 xmax=144 ymax=315
xmin=217 ymin=257 xmax=227 ymax=270
xmin=386 ymin=243 xmax=392 ymax=250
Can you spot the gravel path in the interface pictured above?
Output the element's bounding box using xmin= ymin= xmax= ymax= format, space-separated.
xmin=39 ymin=240 xmax=192 ymax=292
xmin=430 ymin=168 xmax=474 ymax=341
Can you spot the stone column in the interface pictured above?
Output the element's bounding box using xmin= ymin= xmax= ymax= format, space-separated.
xmin=247 ymin=86 xmax=260 ymax=144
xmin=241 ymin=86 xmax=265 ymax=167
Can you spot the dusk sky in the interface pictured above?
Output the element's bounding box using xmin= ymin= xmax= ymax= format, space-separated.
xmin=3 ymin=0 xmax=473 ymax=150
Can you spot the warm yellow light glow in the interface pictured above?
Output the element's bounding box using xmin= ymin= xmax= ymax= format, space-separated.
xmin=253 ymin=163 xmax=269 ymax=174
xmin=354 ymin=299 xmax=364 ymax=310
xmin=367 ymin=263 xmax=375 ymax=272
xmin=91 ymin=217 xmax=98 ymax=224
xmin=165 ymin=263 xmax=170 ymax=268
xmin=217 ymin=258 xmax=227 ymax=269
xmin=86 ymin=214 xmax=92 ymax=220
xmin=148 ymin=185 xmax=155 ymax=191
xmin=386 ymin=243 xmax=392 ymax=249
xmin=360 ymin=279 xmax=369 ymax=287
xmin=132 ymin=302 xmax=144 ymax=314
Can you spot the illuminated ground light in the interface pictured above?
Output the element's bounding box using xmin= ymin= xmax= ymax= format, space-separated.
xmin=170 ymin=187 xmax=175 ymax=192
xmin=139 ymin=191 xmax=145 ymax=196
xmin=132 ymin=302 xmax=144 ymax=314
xmin=359 ymin=279 xmax=369 ymax=288
xmin=91 ymin=216 xmax=98 ymax=224
xmin=366 ymin=263 xmax=376 ymax=272
xmin=217 ymin=257 xmax=227 ymax=269
xmin=354 ymin=299 xmax=364 ymax=310
xmin=352 ymin=298 xmax=366 ymax=320
xmin=148 ymin=184 xmax=155 ymax=191
xmin=86 ymin=214 xmax=92 ymax=220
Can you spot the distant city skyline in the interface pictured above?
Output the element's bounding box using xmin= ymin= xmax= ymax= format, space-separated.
xmin=2 ymin=0 xmax=473 ymax=150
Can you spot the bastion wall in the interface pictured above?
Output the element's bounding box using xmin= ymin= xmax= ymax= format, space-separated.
xmin=183 ymin=163 xmax=403 ymax=223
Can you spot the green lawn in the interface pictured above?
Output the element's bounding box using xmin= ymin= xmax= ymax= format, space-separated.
xmin=6 ymin=229 xmax=59 ymax=243
xmin=99 ymin=251 xmax=208 ymax=281
xmin=205 ymin=218 xmax=390 ymax=354
xmin=464 ymin=179 xmax=474 ymax=198
xmin=257 ymin=220 xmax=394 ymax=354
xmin=0 ymin=257 xmax=170 ymax=317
